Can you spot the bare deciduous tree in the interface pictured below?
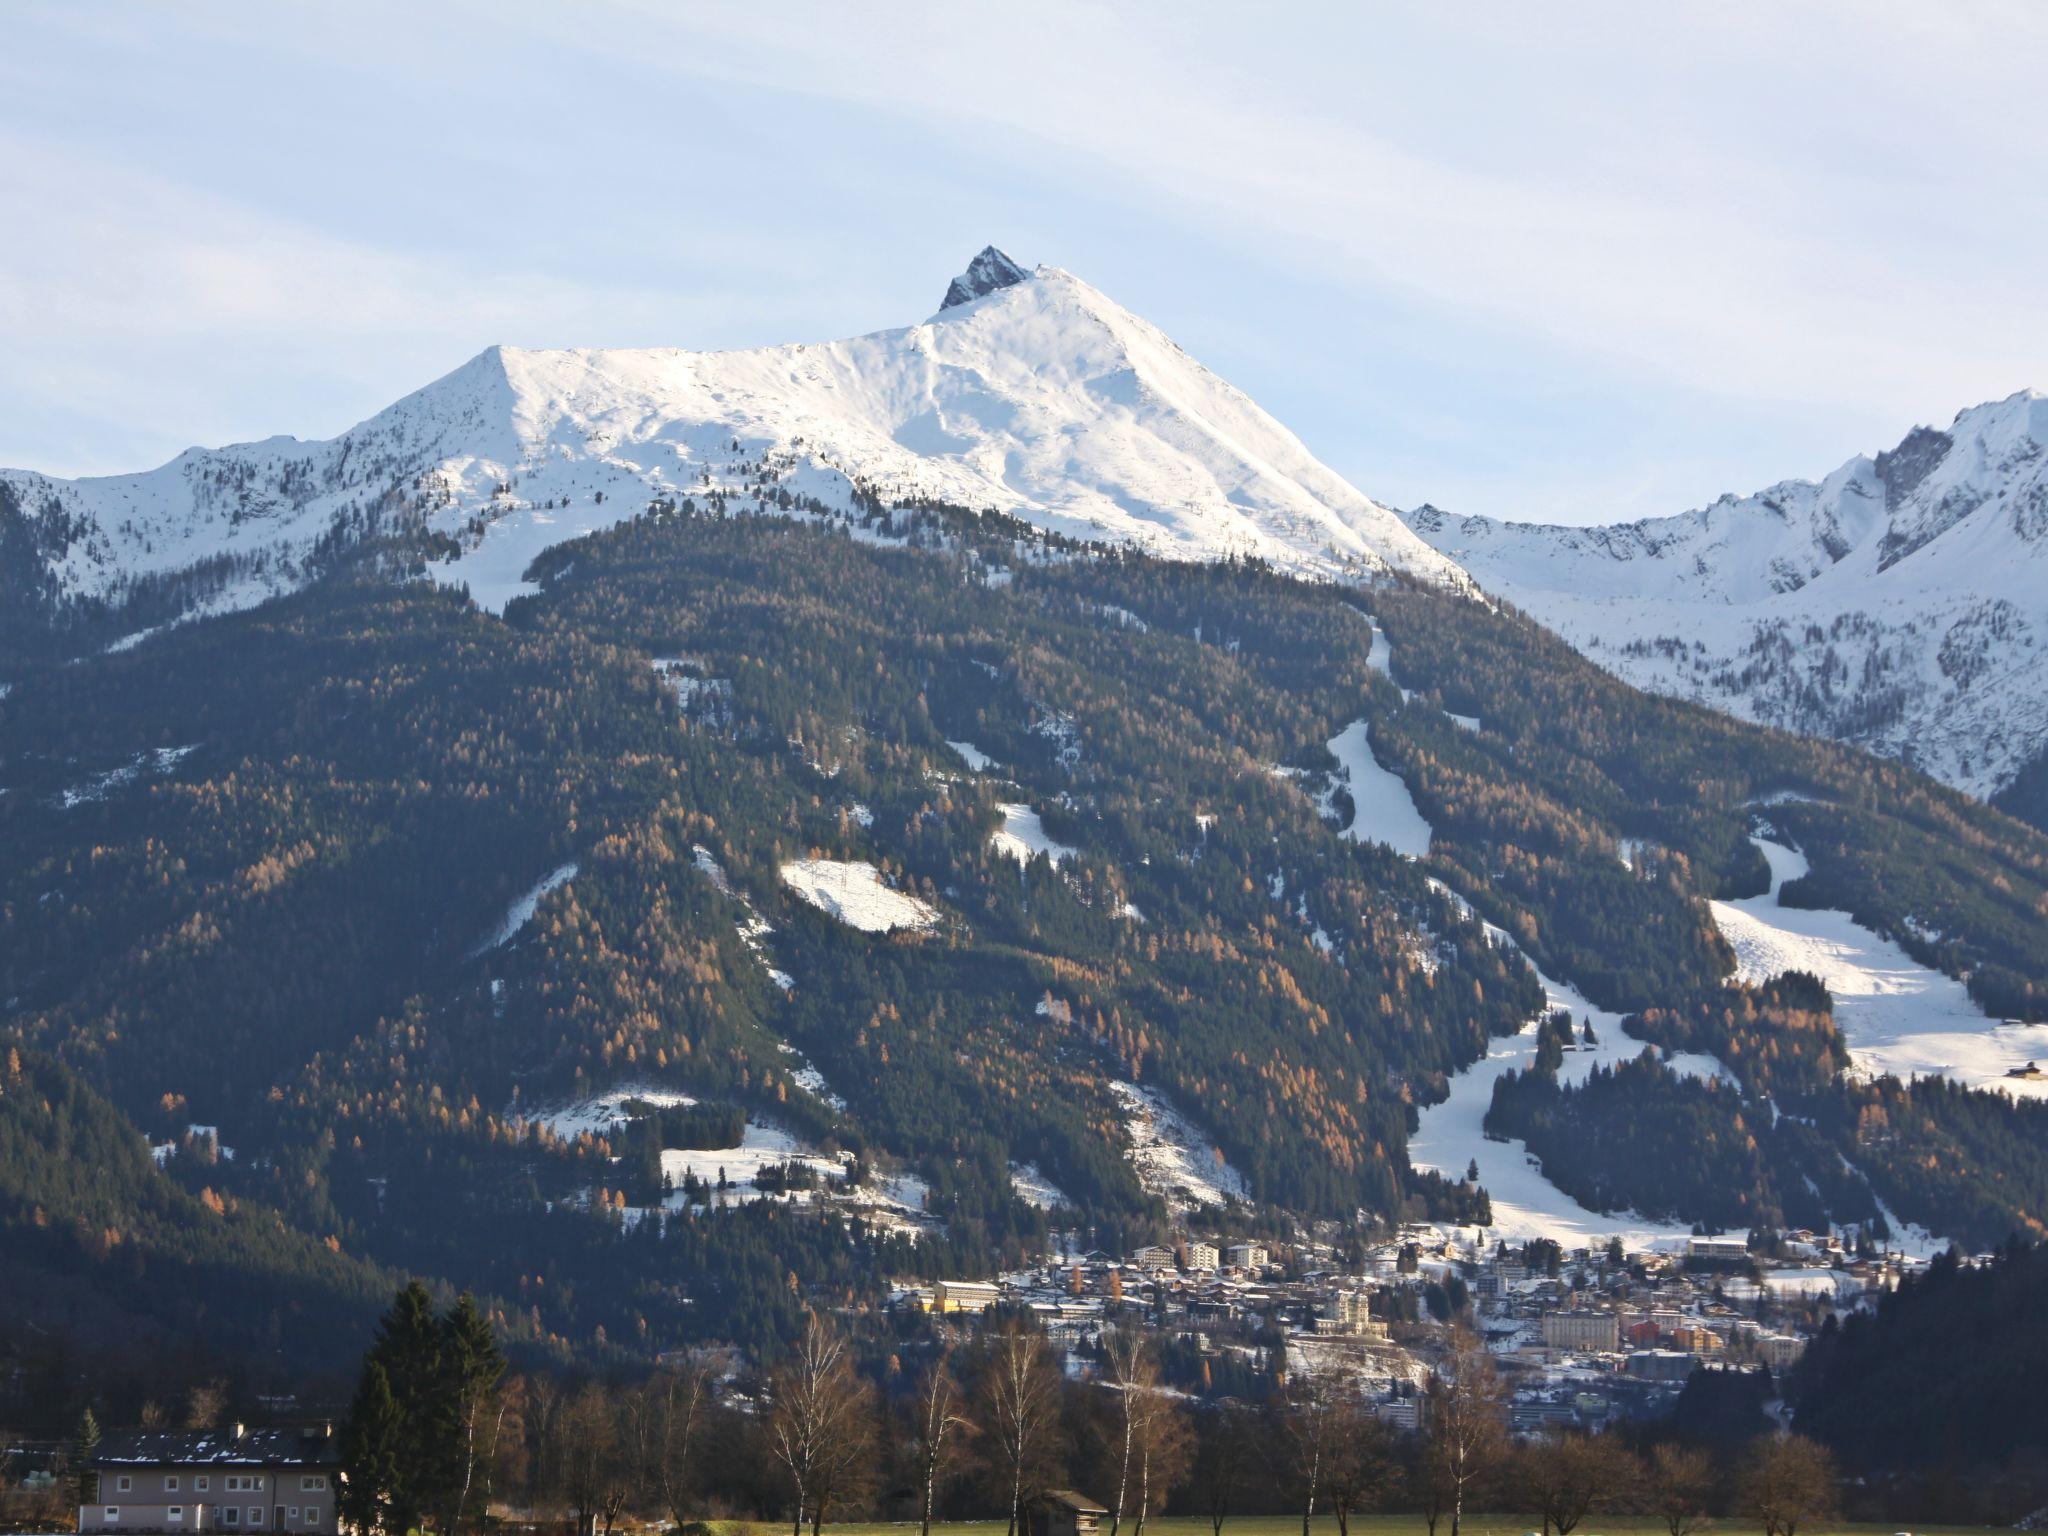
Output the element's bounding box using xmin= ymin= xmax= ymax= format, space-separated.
xmin=1324 ymin=1397 xmax=1397 ymax=1536
xmin=1422 ymin=1332 xmax=1509 ymax=1536
xmin=1102 ymin=1329 xmax=1152 ymax=1536
xmin=1277 ymin=1374 xmax=1341 ymax=1536
xmin=1739 ymin=1435 xmax=1838 ymax=1536
xmin=556 ymin=1383 xmax=622 ymax=1536
xmin=652 ymin=1351 xmax=726 ymax=1530
xmin=764 ymin=1313 xmax=877 ymax=1536
xmin=1648 ymin=1443 xmax=1715 ymax=1536
xmin=1517 ymin=1431 xmax=1639 ymax=1536
xmin=977 ymin=1317 xmax=1063 ymax=1536
xmin=908 ymin=1347 xmax=973 ymax=1536
xmin=1126 ymin=1372 xmax=1191 ymax=1536
xmin=1191 ymin=1402 xmax=1254 ymax=1536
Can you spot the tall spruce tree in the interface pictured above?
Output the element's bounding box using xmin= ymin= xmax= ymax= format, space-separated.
xmin=76 ymin=1408 xmax=101 ymax=1506
xmin=369 ymin=1282 xmax=442 ymax=1536
xmin=340 ymin=1362 xmax=401 ymax=1536
xmin=434 ymin=1293 xmax=506 ymax=1536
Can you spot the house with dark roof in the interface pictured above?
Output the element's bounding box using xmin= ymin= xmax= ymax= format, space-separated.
xmin=1028 ymin=1490 xmax=1108 ymax=1536
xmin=81 ymin=1425 xmax=339 ymax=1536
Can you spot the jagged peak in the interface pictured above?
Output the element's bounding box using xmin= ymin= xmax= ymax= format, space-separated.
xmin=939 ymin=246 xmax=1031 ymax=311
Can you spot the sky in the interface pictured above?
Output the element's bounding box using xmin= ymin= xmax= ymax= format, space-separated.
xmin=3 ymin=0 xmax=2044 ymax=526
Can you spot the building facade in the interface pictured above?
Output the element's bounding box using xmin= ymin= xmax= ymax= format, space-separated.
xmin=1542 ymin=1310 xmax=1621 ymax=1353
xmin=83 ymin=1427 xmax=339 ymax=1536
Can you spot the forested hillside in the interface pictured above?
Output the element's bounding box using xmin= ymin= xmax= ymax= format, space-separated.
xmin=5 ymin=493 xmax=2048 ymax=1373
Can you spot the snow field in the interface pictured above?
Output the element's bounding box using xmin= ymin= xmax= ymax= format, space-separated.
xmin=780 ymin=858 xmax=939 ymax=933
xmin=1708 ymin=834 xmax=2048 ymax=1099
xmin=989 ymin=803 xmax=1077 ymax=867
xmin=1108 ymin=1079 xmax=1250 ymax=1210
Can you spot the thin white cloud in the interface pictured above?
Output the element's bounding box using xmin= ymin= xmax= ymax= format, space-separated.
xmin=537 ymin=0 xmax=2044 ymax=420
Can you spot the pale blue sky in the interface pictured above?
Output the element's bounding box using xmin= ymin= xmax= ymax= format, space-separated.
xmin=3 ymin=1 xmax=2043 ymax=524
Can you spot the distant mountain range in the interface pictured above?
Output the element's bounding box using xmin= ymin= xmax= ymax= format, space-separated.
xmin=6 ymin=250 xmax=2039 ymax=825
xmin=1399 ymin=392 xmax=2048 ymax=813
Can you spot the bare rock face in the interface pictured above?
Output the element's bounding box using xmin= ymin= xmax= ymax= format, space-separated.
xmin=939 ymin=245 xmax=1031 ymax=310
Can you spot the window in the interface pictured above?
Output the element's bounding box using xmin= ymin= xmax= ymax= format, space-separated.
xmin=223 ymin=1509 xmax=240 ymax=1526
xmin=197 ymin=1478 xmax=210 ymax=1493
xmin=104 ymin=1508 xmax=120 ymax=1523
xmin=249 ymin=1508 xmax=265 ymax=1526
xmin=167 ymin=1477 xmax=181 ymax=1493
xmin=301 ymin=1477 xmax=328 ymax=1492
xmin=286 ymin=1509 xmax=298 ymax=1523
xmin=170 ymin=1508 xmax=185 ymax=1523
xmin=117 ymin=1477 xmax=133 ymax=1493
xmin=306 ymin=1510 xmax=321 ymax=1527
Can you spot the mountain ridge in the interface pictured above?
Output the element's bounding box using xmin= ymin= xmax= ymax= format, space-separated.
xmin=0 ymin=251 xmax=1468 ymax=636
xmin=1400 ymin=388 xmax=2048 ymax=803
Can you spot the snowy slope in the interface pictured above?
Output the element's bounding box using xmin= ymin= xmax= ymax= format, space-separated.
xmin=2 ymin=249 xmax=1465 ymax=624
xmin=1708 ymin=831 xmax=2048 ymax=1099
xmin=1400 ymin=391 xmax=2048 ymax=798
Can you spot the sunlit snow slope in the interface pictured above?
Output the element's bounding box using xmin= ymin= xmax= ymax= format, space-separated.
xmin=2 ymin=248 xmax=1465 ymax=622
xmin=1401 ymin=391 xmax=2048 ymax=799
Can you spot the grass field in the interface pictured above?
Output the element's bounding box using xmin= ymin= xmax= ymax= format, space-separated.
xmin=709 ymin=1518 xmax=1995 ymax=1536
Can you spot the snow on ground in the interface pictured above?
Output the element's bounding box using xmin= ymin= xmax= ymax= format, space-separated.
xmin=8 ymin=257 xmax=1469 ymax=641
xmin=1709 ymin=834 xmax=2048 ymax=1099
xmin=471 ymin=862 xmax=577 ymax=955
xmin=105 ymin=625 xmax=163 ymax=654
xmin=947 ymin=739 xmax=995 ymax=772
xmin=59 ymin=744 xmax=198 ymax=808
xmin=1326 ymin=719 xmax=1432 ymax=858
xmin=1035 ymin=712 xmax=1081 ymax=768
xmin=781 ymin=858 xmax=940 ymax=933
xmin=1010 ymin=1160 xmax=1071 ymax=1211
xmin=1108 ymin=1079 xmax=1250 ymax=1210
xmin=693 ymin=844 xmax=793 ymax=989
xmin=659 ymin=1122 xmax=844 ymax=1208
xmin=1366 ymin=624 xmax=1413 ymax=702
xmin=656 ymin=1122 xmax=933 ymax=1232
xmin=1408 ymin=946 xmax=1719 ymax=1249
xmin=990 ymin=803 xmax=1077 ymax=867
xmin=530 ymin=1084 xmax=696 ymax=1141
xmin=1446 ymin=712 xmax=1481 ymax=732
xmin=782 ymin=1048 xmax=850 ymax=1113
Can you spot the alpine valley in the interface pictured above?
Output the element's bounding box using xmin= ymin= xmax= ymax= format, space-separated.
xmin=4 ymin=251 xmax=2047 ymax=1382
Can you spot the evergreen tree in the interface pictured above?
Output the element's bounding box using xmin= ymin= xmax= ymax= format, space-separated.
xmin=340 ymin=1362 xmax=401 ymax=1536
xmin=368 ymin=1282 xmax=442 ymax=1536
xmin=76 ymin=1408 xmax=101 ymax=1507
xmin=433 ymin=1293 xmax=507 ymax=1536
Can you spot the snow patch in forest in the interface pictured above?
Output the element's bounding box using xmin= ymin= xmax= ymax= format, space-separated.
xmin=990 ymin=803 xmax=1077 ymax=867
xmin=652 ymin=1121 xmax=933 ymax=1233
xmin=1010 ymin=1161 xmax=1071 ymax=1211
xmin=471 ymin=861 xmax=577 ymax=955
xmin=947 ymin=739 xmax=995 ymax=772
xmin=530 ymin=1084 xmax=697 ymax=1141
xmin=781 ymin=858 xmax=939 ymax=933
xmin=1409 ymin=929 xmax=1728 ymax=1248
xmin=1109 ymin=1079 xmax=1249 ymax=1211
xmin=693 ymin=845 xmax=792 ymax=990
xmin=1708 ymin=833 xmax=2048 ymax=1099
xmin=1326 ymin=719 xmax=1431 ymax=858
xmin=58 ymin=744 xmax=199 ymax=808
xmin=1366 ymin=624 xmax=1412 ymax=702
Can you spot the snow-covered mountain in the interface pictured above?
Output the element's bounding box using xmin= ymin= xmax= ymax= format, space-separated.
xmin=1401 ymin=390 xmax=2048 ymax=799
xmin=0 ymin=248 xmax=1465 ymax=623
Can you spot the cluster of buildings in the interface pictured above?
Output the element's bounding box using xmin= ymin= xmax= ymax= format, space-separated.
xmin=895 ymin=1224 xmax=1922 ymax=1432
